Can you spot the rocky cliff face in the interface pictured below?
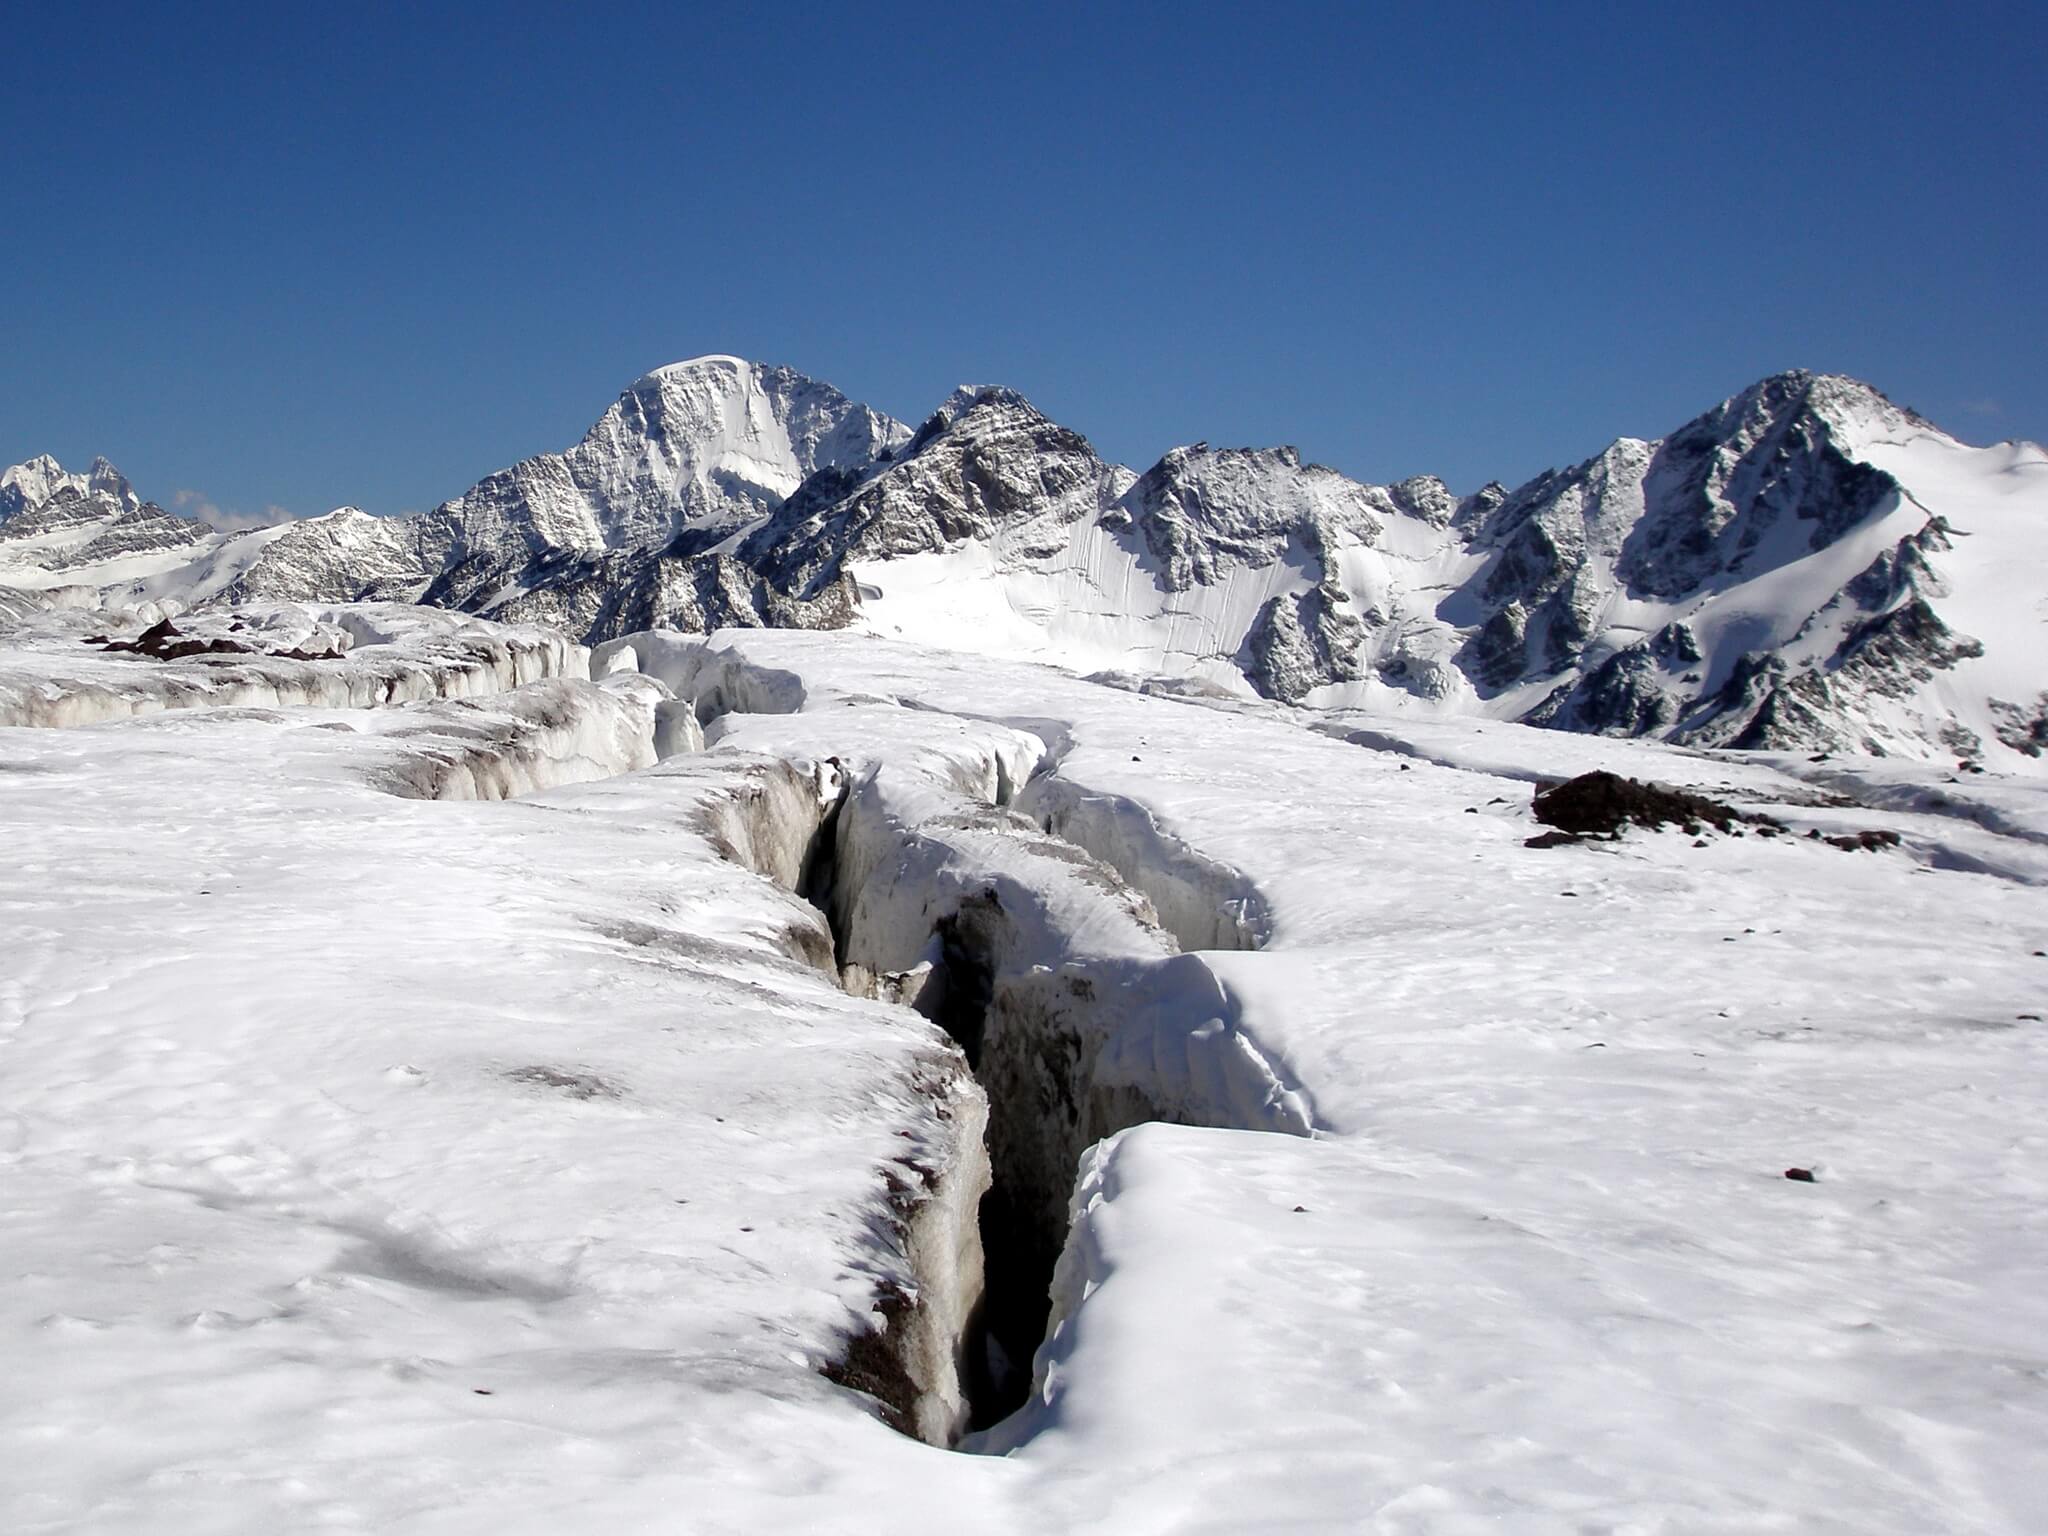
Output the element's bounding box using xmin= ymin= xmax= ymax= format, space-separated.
xmin=743 ymin=386 xmax=1132 ymax=598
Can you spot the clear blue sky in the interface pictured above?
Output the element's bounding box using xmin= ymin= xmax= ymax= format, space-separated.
xmin=3 ymin=1 xmax=2042 ymax=520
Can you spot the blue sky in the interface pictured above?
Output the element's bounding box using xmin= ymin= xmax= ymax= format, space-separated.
xmin=3 ymin=2 xmax=2041 ymax=519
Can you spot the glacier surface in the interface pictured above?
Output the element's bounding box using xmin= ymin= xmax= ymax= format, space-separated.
xmin=4 ymin=601 xmax=2043 ymax=1532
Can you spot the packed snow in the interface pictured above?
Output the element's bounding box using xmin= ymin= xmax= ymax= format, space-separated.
xmin=0 ymin=603 xmax=585 ymax=729
xmin=3 ymin=605 xmax=2046 ymax=1532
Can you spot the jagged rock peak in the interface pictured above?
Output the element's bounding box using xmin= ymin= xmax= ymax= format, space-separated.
xmin=741 ymin=381 xmax=1121 ymax=601
xmin=423 ymin=357 xmax=910 ymax=560
xmin=1388 ymin=474 xmax=1461 ymax=524
xmin=1 ymin=454 xmax=140 ymax=521
xmin=901 ymin=383 xmax=1087 ymax=460
xmin=1749 ymin=368 xmax=1928 ymax=429
xmin=896 ymin=383 xmax=1110 ymax=481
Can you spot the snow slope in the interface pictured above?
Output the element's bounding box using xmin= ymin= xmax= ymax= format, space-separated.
xmin=0 ymin=621 xmax=1003 ymax=1531
xmin=3 ymin=605 xmax=2046 ymax=1530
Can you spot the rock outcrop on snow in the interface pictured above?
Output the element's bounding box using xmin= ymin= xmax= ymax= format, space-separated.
xmin=7 ymin=363 xmax=2044 ymax=765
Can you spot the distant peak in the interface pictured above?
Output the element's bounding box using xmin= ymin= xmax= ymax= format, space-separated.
xmin=938 ymin=384 xmax=1040 ymax=423
xmin=2 ymin=452 xmax=138 ymax=516
xmin=1704 ymin=369 xmax=1939 ymax=447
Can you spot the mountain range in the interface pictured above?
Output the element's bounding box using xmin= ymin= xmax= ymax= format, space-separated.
xmin=4 ymin=357 xmax=2043 ymax=767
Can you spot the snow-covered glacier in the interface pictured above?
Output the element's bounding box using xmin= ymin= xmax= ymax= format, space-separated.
xmin=3 ymin=352 xmax=2046 ymax=1530
xmin=3 ymin=598 xmax=2044 ymax=1532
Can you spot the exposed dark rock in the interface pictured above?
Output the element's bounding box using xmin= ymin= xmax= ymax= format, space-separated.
xmin=820 ymin=1281 xmax=921 ymax=1436
xmin=1993 ymin=694 xmax=2048 ymax=757
xmin=1531 ymin=771 xmax=1768 ymax=837
xmin=502 ymin=1065 xmax=624 ymax=1101
xmin=95 ymin=617 xmax=344 ymax=663
xmin=1242 ymin=580 xmax=1367 ymax=703
xmin=1821 ymin=829 xmax=1902 ymax=852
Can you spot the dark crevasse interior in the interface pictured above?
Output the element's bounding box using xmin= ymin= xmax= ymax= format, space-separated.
xmin=782 ymin=780 xmax=1052 ymax=1434
xmin=708 ymin=737 xmax=1278 ymax=1447
xmin=913 ymin=908 xmax=1043 ymax=1429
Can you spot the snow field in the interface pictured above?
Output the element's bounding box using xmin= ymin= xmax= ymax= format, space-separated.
xmin=649 ymin=627 xmax=2048 ymax=1533
xmin=0 ymin=633 xmax=1005 ymax=1528
xmin=0 ymin=603 xmax=586 ymax=730
xmin=1 ymin=606 xmax=2044 ymax=1532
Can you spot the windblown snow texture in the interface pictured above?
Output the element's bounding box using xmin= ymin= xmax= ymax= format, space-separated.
xmin=3 ymin=603 xmax=2047 ymax=1531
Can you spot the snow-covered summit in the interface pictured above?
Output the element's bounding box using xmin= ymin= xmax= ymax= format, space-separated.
xmin=630 ymin=351 xmax=753 ymax=387
xmin=0 ymin=457 xmax=212 ymax=603
xmin=424 ymin=355 xmax=911 ymax=562
xmin=0 ymin=452 xmax=138 ymax=522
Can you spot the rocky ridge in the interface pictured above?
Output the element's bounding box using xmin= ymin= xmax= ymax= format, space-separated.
xmin=5 ymin=362 xmax=2042 ymax=766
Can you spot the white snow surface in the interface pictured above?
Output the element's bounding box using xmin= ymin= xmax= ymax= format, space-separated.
xmin=0 ymin=624 xmax=997 ymax=1531
xmin=610 ymin=626 xmax=2048 ymax=1533
xmin=0 ymin=603 xmax=587 ymax=729
xmin=4 ymin=608 xmax=2047 ymax=1533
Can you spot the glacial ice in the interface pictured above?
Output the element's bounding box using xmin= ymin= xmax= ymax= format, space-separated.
xmin=0 ymin=602 xmax=586 ymax=730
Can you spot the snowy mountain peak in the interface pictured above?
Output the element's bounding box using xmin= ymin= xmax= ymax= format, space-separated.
xmin=627 ymin=353 xmax=753 ymax=390
xmin=0 ymin=453 xmax=140 ymax=522
xmin=10 ymin=365 xmax=2043 ymax=772
xmin=605 ymin=355 xmax=909 ymax=476
xmin=416 ymin=358 xmax=911 ymax=573
xmin=1708 ymin=370 xmax=1939 ymax=458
